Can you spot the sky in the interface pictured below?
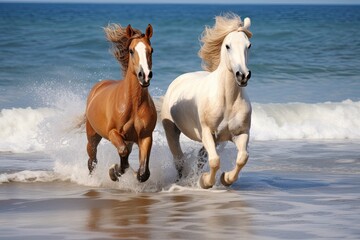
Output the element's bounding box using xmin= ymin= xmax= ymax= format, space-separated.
xmin=1 ymin=0 xmax=359 ymax=4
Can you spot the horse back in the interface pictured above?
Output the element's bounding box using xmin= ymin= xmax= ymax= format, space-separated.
xmin=86 ymin=80 xmax=117 ymax=106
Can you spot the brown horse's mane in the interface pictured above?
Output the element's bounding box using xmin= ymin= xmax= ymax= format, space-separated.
xmin=104 ymin=24 xmax=146 ymax=77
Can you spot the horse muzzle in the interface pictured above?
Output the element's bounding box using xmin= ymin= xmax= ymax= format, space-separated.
xmin=138 ymin=68 xmax=153 ymax=88
xmin=236 ymin=70 xmax=251 ymax=87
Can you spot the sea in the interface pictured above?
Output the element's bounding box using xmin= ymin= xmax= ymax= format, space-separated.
xmin=0 ymin=3 xmax=359 ymax=240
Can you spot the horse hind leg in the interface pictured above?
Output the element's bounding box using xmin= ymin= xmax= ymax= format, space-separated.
xmin=197 ymin=143 xmax=224 ymax=173
xmin=162 ymin=119 xmax=184 ymax=178
xmin=86 ymin=121 xmax=102 ymax=174
xmin=197 ymin=146 xmax=208 ymax=173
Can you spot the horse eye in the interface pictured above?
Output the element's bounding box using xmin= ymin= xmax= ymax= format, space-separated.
xmin=129 ymin=49 xmax=134 ymax=55
xmin=151 ymin=48 xmax=153 ymax=54
xmin=248 ymin=44 xmax=252 ymax=49
xmin=225 ymin=44 xmax=230 ymax=50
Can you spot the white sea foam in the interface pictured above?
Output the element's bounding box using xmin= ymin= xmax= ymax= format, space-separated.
xmin=1 ymin=99 xmax=359 ymax=154
xmin=251 ymin=100 xmax=360 ymax=140
xmin=0 ymin=170 xmax=57 ymax=184
xmin=1 ymin=93 xmax=359 ymax=189
xmin=0 ymin=107 xmax=56 ymax=152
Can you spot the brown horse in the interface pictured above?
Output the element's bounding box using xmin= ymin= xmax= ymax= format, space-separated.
xmin=85 ymin=24 xmax=156 ymax=183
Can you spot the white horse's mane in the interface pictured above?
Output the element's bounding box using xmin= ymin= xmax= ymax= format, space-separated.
xmin=198 ymin=13 xmax=252 ymax=72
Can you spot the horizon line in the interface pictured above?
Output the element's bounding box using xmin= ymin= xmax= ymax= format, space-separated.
xmin=1 ymin=1 xmax=359 ymax=4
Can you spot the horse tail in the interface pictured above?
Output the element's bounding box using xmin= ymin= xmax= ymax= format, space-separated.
xmin=71 ymin=113 xmax=86 ymax=132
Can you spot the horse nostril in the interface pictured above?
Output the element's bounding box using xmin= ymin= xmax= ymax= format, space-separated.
xmin=138 ymin=71 xmax=143 ymax=78
xmin=236 ymin=71 xmax=244 ymax=80
xmin=148 ymin=71 xmax=153 ymax=79
xmin=246 ymin=71 xmax=251 ymax=80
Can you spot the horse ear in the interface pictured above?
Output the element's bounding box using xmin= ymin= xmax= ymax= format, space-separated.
xmin=126 ymin=24 xmax=134 ymax=38
xmin=243 ymin=17 xmax=251 ymax=29
xmin=145 ymin=24 xmax=153 ymax=39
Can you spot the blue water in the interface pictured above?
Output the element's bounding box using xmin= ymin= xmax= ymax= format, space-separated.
xmin=1 ymin=3 xmax=360 ymax=109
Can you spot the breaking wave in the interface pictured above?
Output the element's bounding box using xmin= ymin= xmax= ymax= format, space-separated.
xmin=1 ymin=99 xmax=359 ymax=154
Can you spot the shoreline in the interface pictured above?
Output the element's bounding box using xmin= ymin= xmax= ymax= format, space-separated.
xmin=1 ymin=167 xmax=359 ymax=239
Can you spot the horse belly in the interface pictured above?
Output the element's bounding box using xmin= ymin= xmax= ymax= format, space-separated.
xmin=162 ymin=97 xmax=202 ymax=142
xmin=174 ymin=115 xmax=202 ymax=142
xmin=162 ymin=71 xmax=210 ymax=142
xmin=86 ymin=103 xmax=111 ymax=138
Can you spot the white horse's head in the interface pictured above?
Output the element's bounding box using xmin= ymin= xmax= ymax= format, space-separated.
xmin=222 ymin=17 xmax=252 ymax=87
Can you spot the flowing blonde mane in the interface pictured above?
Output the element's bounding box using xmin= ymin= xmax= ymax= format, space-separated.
xmin=104 ymin=24 xmax=143 ymax=77
xmin=198 ymin=13 xmax=252 ymax=72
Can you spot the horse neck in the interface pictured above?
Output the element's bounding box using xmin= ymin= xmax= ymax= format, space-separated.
xmin=215 ymin=61 xmax=245 ymax=103
xmin=122 ymin=64 xmax=149 ymax=106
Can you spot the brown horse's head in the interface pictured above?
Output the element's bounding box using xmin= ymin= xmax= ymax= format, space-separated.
xmin=126 ymin=24 xmax=153 ymax=88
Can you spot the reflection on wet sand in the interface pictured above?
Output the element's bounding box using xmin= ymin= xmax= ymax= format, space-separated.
xmin=86 ymin=193 xmax=156 ymax=239
xmin=85 ymin=190 xmax=252 ymax=239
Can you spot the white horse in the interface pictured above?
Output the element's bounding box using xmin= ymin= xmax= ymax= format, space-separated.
xmin=161 ymin=13 xmax=253 ymax=189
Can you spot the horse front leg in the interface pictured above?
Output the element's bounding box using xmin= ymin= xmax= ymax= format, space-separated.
xmin=108 ymin=129 xmax=129 ymax=157
xmin=109 ymin=143 xmax=133 ymax=182
xmin=220 ymin=133 xmax=249 ymax=187
xmin=108 ymin=129 xmax=129 ymax=181
xmin=119 ymin=143 xmax=133 ymax=174
xmin=199 ymin=127 xmax=220 ymax=189
xmin=137 ymin=136 xmax=152 ymax=183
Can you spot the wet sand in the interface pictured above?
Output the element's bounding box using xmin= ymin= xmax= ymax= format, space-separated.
xmin=1 ymin=140 xmax=359 ymax=239
xmin=1 ymin=174 xmax=359 ymax=239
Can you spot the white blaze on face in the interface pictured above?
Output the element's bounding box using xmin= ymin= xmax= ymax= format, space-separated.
xmin=135 ymin=42 xmax=151 ymax=81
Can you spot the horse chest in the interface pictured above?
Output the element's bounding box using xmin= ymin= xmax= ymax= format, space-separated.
xmin=117 ymin=106 xmax=156 ymax=142
xmin=212 ymin=102 xmax=251 ymax=140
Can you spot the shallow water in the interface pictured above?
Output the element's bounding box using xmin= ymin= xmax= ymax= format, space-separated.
xmin=1 ymin=140 xmax=359 ymax=239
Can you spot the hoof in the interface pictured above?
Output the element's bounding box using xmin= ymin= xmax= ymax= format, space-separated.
xmin=177 ymin=166 xmax=183 ymax=180
xmin=198 ymin=173 xmax=213 ymax=189
xmin=109 ymin=164 xmax=121 ymax=182
xmin=220 ymin=172 xmax=232 ymax=187
xmin=88 ymin=158 xmax=97 ymax=174
xmin=137 ymin=170 xmax=150 ymax=183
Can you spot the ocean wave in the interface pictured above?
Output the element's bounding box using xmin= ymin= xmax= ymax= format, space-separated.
xmin=0 ymin=107 xmax=56 ymax=153
xmin=1 ymin=100 xmax=359 ymax=154
xmin=251 ymin=100 xmax=360 ymax=140
xmin=0 ymin=170 xmax=57 ymax=184
xmin=1 ymin=99 xmax=359 ymax=189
